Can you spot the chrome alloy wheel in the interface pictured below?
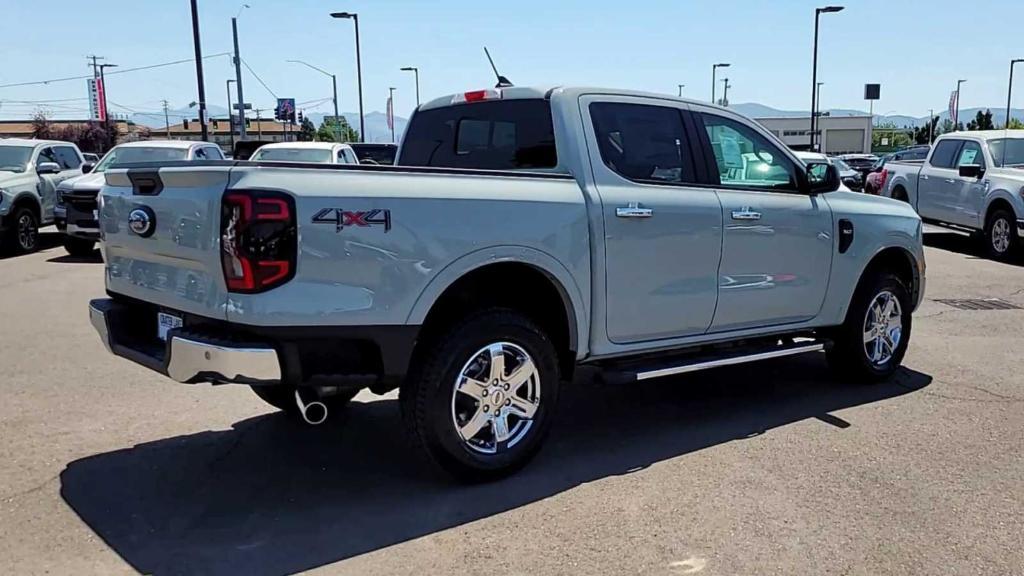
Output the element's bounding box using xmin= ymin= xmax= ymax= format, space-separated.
xmin=17 ymin=212 xmax=37 ymax=251
xmin=991 ymin=217 xmax=1011 ymax=254
xmin=863 ymin=290 xmax=903 ymax=367
xmin=450 ymin=342 xmax=541 ymax=455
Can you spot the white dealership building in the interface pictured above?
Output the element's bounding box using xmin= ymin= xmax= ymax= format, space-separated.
xmin=755 ymin=115 xmax=873 ymax=154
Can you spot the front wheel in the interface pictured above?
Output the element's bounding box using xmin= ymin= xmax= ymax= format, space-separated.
xmin=827 ymin=272 xmax=912 ymax=383
xmin=63 ymin=237 xmax=97 ymax=257
xmin=984 ymin=208 xmax=1019 ymax=261
xmin=4 ymin=207 xmax=40 ymax=254
xmin=400 ymin=309 xmax=560 ymax=482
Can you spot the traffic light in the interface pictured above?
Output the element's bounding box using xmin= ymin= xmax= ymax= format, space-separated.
xmin=297 ymin=110 xmax=304 ymax=124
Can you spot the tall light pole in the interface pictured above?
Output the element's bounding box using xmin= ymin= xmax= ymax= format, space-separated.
xmin=815 ymin=81 xmax=824 ymax=150
xmin=189 ymin=0 xmax=209 ymax=142
xmin=720 ymin=78 xmax=731 ymax=107
xmin=331 ymin=12 xmax=364 ymax=142
xmin=1006 ymin=60 xmax=1023 ymax=130
xmin=288 ymin=60 xmax=341 ymax=141
xmin=712 ymin=63 xmax=730 ymax=104
xmin=400 ymin=67 xmax=420 ymax=107
xmin=226 ymin=79 xmax=236 ymax=149
xmin=388 ymin=87 xmax=396 ymax=143
xmin=677 ymin=84 xmax=685 ymax=97
xmin=811 ymin=5 xmax=844 ymax=150
xmin=231 ymin=4 xmax=249 ymax=140
xmin=955 ymin=78 xmax=966 ymax=129
xmin=929 ymin=108 xmax=934 ymax=143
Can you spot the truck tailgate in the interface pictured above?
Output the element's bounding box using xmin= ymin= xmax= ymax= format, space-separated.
xmin=100 ymin=165 xmax=231 ymax=320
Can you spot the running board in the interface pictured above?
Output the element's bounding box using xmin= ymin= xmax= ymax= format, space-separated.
xmin=599 ymin=338 xmax=826 ymax=384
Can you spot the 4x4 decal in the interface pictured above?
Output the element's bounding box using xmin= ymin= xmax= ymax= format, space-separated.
xmin=311 ymin=208 xmax=392 ymax=232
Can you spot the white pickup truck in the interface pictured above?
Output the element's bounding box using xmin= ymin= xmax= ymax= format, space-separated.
xmin=884 ymin=130 xmax=1024 ymax=259
xmin=89 ymin=86 xmax=925 ymax=480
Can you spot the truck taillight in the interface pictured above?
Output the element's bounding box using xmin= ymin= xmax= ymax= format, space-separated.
xmin=451 ymin=88 xmax=502 ymax=104
xmin=878 ymin=168 xmax=889 ymax=190
xmin=221 ymin=190 xmax=297 ymax=293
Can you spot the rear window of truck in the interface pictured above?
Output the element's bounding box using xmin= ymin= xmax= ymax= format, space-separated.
xmin=399 ymin=99 xmax=557 ymax=170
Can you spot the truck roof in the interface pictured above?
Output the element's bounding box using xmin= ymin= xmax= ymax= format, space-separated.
xmin=939 ymin=129 xmax=1024 ymax=140
xmin=0 ymin=138 xmax=73 ymax=148
xmin=114 ymin=140 xmax=202 ymax=149
xmin=417 ymin=85 xmax=731 ymax=112
xmin=255 ymin=141 xmax=352 ymax=150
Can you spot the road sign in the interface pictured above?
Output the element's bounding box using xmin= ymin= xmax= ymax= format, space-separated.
xmin=276 ymin=98 xmax=296 ymax=123
xmin=87 ymin=78 xmax=107 ymax=122
xmin=233 ymin=103 xmax=252 ymax=110
xmin=864 ymin=84 xmax=881 ymax=100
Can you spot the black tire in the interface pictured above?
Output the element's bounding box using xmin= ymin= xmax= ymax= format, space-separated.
xmin=400 ymin=308 xmax=561 ymax=482
xmin=250 ymin=385 xmax=358 ymax=416
xmin=983 ymin=208 xmax=1019 ymax=261
xmin=827 ymin=272 xmax=912 ymax=383
xmin=63 ymin=237 xmax=97 ymax=257
xmin=4 ymin=206 xmax=40 ymax=254
xmin=891 ymin=186 xmax=909 ymax=203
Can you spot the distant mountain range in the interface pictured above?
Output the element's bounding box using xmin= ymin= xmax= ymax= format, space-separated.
xmin=731 ymin=102 xmax=1024 ymax=128
xmin=129 ymin=105 xmax=407 ymax=144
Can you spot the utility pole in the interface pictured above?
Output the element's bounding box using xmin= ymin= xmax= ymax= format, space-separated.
xmin=231 ymin=14 xmax=247 ymax=139
xmin=162 ymin=100 xmax=171 ymax=138
xmin=388 ymin=87 xmax=396 ymax=143
xmin=226 ymin=79 xmax=236 ymax=150
xmin=255 ymin=108 xmax=263 ymax=139
xmin=190 ymin=0 xmax=210 ymax=142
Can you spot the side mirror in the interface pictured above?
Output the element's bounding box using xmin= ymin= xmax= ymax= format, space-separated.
xmin=36 ymin=162 xmax=61 ymax=175
xmin=81 ymin=162 xmax=95 ymax=174
xmin=958 ymin=164 xmax=984 ymax=179
xmin=805 ymin=162 xmax=841 ymax=194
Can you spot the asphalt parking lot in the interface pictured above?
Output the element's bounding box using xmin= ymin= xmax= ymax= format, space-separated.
xmin=1 ymin=228 xmax=1022 ymax=576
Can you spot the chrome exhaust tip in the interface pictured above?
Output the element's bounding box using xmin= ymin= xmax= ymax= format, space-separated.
xmin=294 ymin=389 xmax=328 ymax=426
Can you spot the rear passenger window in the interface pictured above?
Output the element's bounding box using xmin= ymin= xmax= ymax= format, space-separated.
xmin=589 ymin=102 xmax=695 ymax=184
xmin=205 ymin=146 xmax=224 ymax=159
xmin=399 ymin=99 xmax=557 ymax=169
xmin=193 ymin=147 xmax=208 ymax=160
xmin=929 ymin=140 xmax=961 ymax=169
xmin=54 ymin=146 xmax=82 ymax=169
xmin=956 ymin=141 xmax=984 ymax=168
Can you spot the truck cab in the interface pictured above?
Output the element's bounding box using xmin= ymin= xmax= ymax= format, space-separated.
xmin=0 ymin=139 xmax=84 ymax=254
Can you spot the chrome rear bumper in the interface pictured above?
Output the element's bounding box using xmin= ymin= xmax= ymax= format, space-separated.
xmin=89 ymin=298 xmax=281 ymax=384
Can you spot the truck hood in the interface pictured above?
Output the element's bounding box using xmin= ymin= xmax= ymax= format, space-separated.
xmin=59 ymin=172 xmax=105 ymax=192
xmin=826 ymin=189 xmax=919 ymax=219
xmin=0 ymin=171 xmax=38 ymax=190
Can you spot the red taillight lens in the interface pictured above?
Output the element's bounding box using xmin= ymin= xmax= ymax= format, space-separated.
xmin=221 ymin=190 xmax=297 ymax=293
xmin=878 ymin=168 xmax=889 ymax=190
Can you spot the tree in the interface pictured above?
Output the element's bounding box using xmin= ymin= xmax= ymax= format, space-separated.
xmin=60 ymin=122 xmax=119 ymax=153
xmin=1006 ymin=117 xmax=1024 ymax=129
xmin=31 ymin=112 xmax=54 ymax=139
xmin=298 ymin=117 xmax=316 ymax=142
xmin=940 ymin=118 xmax=955 ymax=134
xmin=317 ymin=116 xmax=360 ymax=143
xmin=967 ymin=109 xmax=994 ymax=131
xmin=913 ymin=116 xmax=940 ymax=144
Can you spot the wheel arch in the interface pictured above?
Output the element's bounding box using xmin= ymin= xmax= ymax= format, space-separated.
xmin=983 ymin=195 xmax=1017 ymax=225
xmin=855 ymin=246 xmax=921 ymax=312
xmin=407 ymin=247 xmax=586 ymax=376
xmin=9 ymin=192 xmax=41 ymax=219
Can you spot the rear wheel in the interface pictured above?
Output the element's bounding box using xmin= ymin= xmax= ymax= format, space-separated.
xmin=827 ymin=272 xmax=912 ymax=383
xmin=400 ymin=309 xmax=560 ymax=482
xmin=984 ymin=208 xmax=1019 ymax=261
xmin=63 ymin=237 xmax=97 ymax=257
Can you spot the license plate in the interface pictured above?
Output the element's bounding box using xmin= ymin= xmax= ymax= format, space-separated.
xmin=157 ymin=312 xmax=183 ymax=341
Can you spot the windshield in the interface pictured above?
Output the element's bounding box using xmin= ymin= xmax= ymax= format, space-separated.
xmin=352 ymin=145 xmax=397 ymax=165
xmin=0 ymin=146 xmax=34 ymax=173
xmin=833 ymin=159 xmax=852 ymax=171
xmin=93 ymin=146 xmax=189 ymax=173
xmin=987 ymin=138 xmax=1024 ymax=167
xmin=250 ymin=147 xmax=332 ymax=163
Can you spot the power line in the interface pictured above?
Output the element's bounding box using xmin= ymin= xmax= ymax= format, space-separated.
xmin=0 ymin=52 xmax=232 ymax=89
xmin=240 ymin=58 xmax=277 ymax=100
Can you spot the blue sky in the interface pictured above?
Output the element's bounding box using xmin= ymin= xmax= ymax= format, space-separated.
xmin=2 ymin=0 xmax=1023 ymax=122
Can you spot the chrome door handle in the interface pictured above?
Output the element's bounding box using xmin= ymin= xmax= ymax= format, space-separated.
xmin=944 ymin=178 xmax=957 ymax=184
xmin=731 ymin=209 xmax=761 ymax=221
xmin=616 ymin=203 xmax=653 ymax=218
xmin=921 ymin=175 xmax=929 ymax=180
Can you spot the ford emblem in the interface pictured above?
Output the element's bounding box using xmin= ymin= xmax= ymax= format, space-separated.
xmin=128 ymin=207 xmax=156 ymax=238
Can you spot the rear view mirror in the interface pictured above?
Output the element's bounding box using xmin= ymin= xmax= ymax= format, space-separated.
xmin=958 ymin=164 xmax=984 ymax=179
xmin=805 ymin=162 xmax=840 ymax=194
xmin=36 ymin=162 xmax=61 ymax=175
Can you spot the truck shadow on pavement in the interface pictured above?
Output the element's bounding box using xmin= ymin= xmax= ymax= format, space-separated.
xmin=924 ymin=230 xmax=1023 ymax=266
xmin=60 ymin=355 xmax=931 ymax=576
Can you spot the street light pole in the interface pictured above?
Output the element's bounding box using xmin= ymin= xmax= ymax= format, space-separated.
xmin=955 ymin=79 xmax=966 ymax=129
xmin=1006 ymin=59 xmax=1023 ymax=130
xmin=721 ymin=78 xmax=731 ymax=107
xmin=231 ymin=12 xmax=248 ymax=140
xmin=226 ymin=79 xmax=236 ymax=149
xmin=287 ymin=60 xmax=342 ymax=141
xmin=929 ymin=108 xmax=934 ymax=143
xmin=189 ymin=0 xmax=209 ymax=142
xmin=815 ymin=81 xmax=824 ymax=150
xmin=331 ymin=12 xmax=365 ymax=142
xmin=811 ymin=6 xmax=844 ymax=151
xmin=712 ymin=63 xmax=730 ymax=104
xmin=677 ymin=84 xmax=685 ymax=97
xmin=388 ymin=87 xmax=396 ymax=143
xmin=400 ymin=67 xmax=420 ymax=107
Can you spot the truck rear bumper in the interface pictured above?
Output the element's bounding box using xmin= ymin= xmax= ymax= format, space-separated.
xmin=90 ymin=298 xmax=282 ymax=384
xmin=89 ymin=296 xmax=419 ymax=388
